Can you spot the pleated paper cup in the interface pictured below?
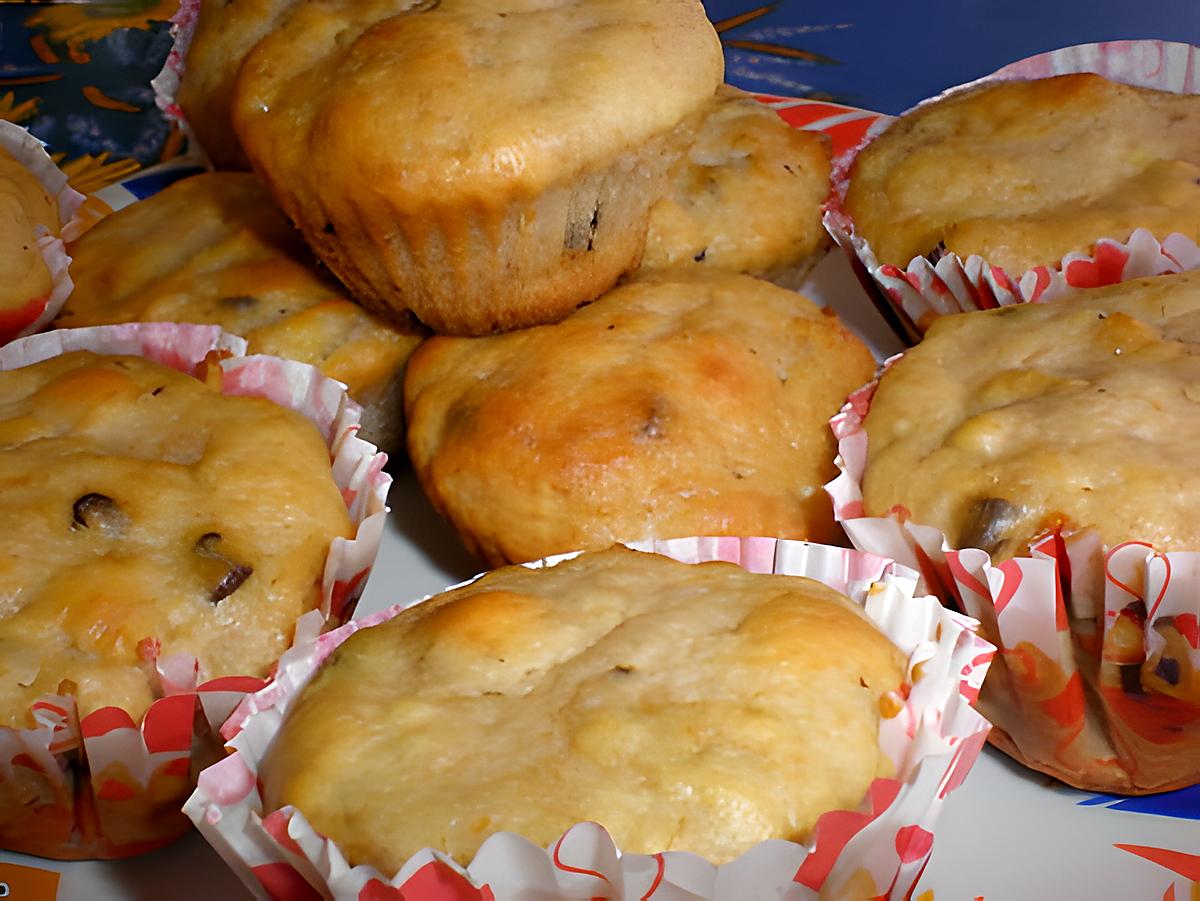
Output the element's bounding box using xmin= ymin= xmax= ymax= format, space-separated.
xmin=824 ymin=40 xmax=1200 ymax=342
xmin=0 ymin=122 xmax=90 ymax=345
xmin=828 ymin=369 xmax=1200 ymax=794
xmin=0 ymin=324 xmax=390 ymax=859
xmin=185 ymin=537 xmax=994 ymax=900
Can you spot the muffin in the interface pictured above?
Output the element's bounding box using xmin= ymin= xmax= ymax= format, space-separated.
xmin=405 ymin=270 xmax=876 ymax=565
xmin=175 ymin=0 xmax=294 ymax=170
xmin=641 ymin=86 xmax=832 ymax=287
xmin=858 ymin=270 xmax=1200 ymax=792
xmin=228 ymin=0 xmax=724 ymax=335
xmin=261 ymin=546 xmax=907 ymax=871
xmin=843 ymin=73 xmax=1200 ymax=276
xmin=57 ymin=172 xmax=424 ymax=453
xmin=0 ymin=339 xmax=362 ymax=858
xmin=0 ymin=349 xmax=354 ymax=724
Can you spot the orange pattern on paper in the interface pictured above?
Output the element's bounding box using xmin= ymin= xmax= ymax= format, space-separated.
xmin=81 ymin=85 xmax=140 ymax=113
xmin=0 ymin=861 xmax=61 ymax=900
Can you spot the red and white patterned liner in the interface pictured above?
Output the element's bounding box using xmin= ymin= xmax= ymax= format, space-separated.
xmin=826 ymin=364 xmax=1200 ymax=793
xmin=824 ymin=40 xmax=1200 ymax=340
xmin=185 ymin=537 xmax=995 ymax=900
xmin=149 ymin=0 xmax=205 ymax=163
xmin=0 ymin=323 xmax=390 ymax=859
xmin=0 ymin=121 xmax=88 ymax=345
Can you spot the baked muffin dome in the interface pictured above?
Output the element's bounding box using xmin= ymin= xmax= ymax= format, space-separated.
xmin=229 ymin=0 xmax=724 ymax=335
xmin=57 ymin=172 xmax=423 ymax=453
xmin=261 ymin=546 xmax=906 ymax=871
xmin=862 ymin=271 xmax=1200 ymax=559
xmin=176 ymin=0 xmax=294 ymax=170
xmin=0 ymin=143 xmax=59 ymax=316
xmin=642 ymin=86 xmax=832 ymax=286
xmin=0 ymin=350 xmax=354 ymax=726
xmin=844 ymin=74 xmax=1200 ymax=274
xmin=405 ymin=270 xmax=876 ymax=565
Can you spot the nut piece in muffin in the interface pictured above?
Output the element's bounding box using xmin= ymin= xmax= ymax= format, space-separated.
xmin=861 ymin=270 xmax=1200 ymax=792
xmin=262 ymin=546 xmax=906 ymax=871
xmin=0 ymin=351 xmax=354 ymax=727
xmin=405 ymin=270 xmax=876 ymax=565
xmin=641 ymin=86 xmax=832 ymax=287
xmin=229 ymin=0 xmax=724 ymax=335
xmin=0 ymin=143 xmax=60 ymax=319
xmin=844 ymin=74 xmax=1200 ymax=275
xmin=56 ymin=172 xmax=424 ymax=453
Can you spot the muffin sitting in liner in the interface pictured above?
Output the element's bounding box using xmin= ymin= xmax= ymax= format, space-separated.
xmin=843 ymin=73 xmax=1200 ymax=284
xmin=56 ymin=171 xmax=424 ymax=455
xmin=856 ymin=270 xmax=1200 ymax=792
xmin=641 ymin=85 xmax=833 ymax=287
xmin=261 ymin=546 xmax=907 ymax=869
xmin=404 ymin=269 xmax=875 ymax=565
xmin=218 ymin=0 xmax=723 ymax=335
xmin=0 ymin=335 xmax=364 ymax=858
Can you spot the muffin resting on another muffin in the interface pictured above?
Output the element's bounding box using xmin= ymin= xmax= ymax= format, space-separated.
xmin=176 ymin=0 xmax=296 ymax=171
xmin=262 ymin=546 xmax=906 ymax=871
xmin=229 ymin=0 xmax=724 ymax=335
xmin=405 ymin=270 xmax=876 ymax=565
xmin=57 ymin=172 xmax=423 ymax=453
xmin=844 ymin=74 xmax=1200 ymax=274
xmin=642 ymin=86 xmax=832 ymax=287
xmin=0 ymin=351 xmax=354 ymax=727
xmin=0 ymin=143 xmax=60 ymax=316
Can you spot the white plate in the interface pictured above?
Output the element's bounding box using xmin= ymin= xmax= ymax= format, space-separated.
xmin=3 ymin=254 xmax=1197 ymax=899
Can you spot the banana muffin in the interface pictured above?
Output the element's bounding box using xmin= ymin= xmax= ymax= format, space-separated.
xmin=57 ymin=172 xmax=423 ymax=452
xmin=261 ymin=546 xmax=907 ymax=870
xmin=0 ymin=350 xmax=355 ymax=727
xmin=228 ymin=0 xmax=724 ymax=334
xmin=844 ymin=74 xmax=1200 ymax=275
xmin=405 ymin=270 xmax=876 ymax=565
xmin=642 ymin=86 xmax=832 ymax=287
xmin=861 ymin=270 xmax=1200 ymax=792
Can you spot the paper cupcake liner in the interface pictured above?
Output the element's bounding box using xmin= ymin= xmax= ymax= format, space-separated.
xmin=0 ymin=122 xmax=89 ymax=345
xmin=185 ymin=537 xmax=995 ymax=900
xmin=824 ymin=40 xmax=1200 ymax=341
xmin=0 ymin=324 xmax=390 ymax=860
xmin=149 ymin=0 xmax=209 ymax=168
xmin=826 ymin=366 xmax=1200 ymax=794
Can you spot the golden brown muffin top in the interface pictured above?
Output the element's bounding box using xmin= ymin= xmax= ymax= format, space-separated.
xmin=0 ymin=351 xmax=354 ymax=726
xmin=844 ymin=74 xmax=1200 ymax=273
xmin=405 ymin=270 xmax=876 ymax=565
xmin=232 ymin=0 xmax=723 ymax=200
xmin=0 ymin=145 xmax=58 ymax=313
xmin=263 ymin=546 xmax=905 ymax=870
xmin=642 ymin=86 xmax=832 ymax=284
xmin=863 ymin=271 xmax=1200 ymax=560
xmin=58 ymin=172 xmax=423 ymax=411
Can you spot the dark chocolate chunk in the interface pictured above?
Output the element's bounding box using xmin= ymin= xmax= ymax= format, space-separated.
xmin=219 ymin=294 xmax=258 ymax=310
xmin=925 ymin=240 xmax=948 ymax=266
xmin=195 ymin=532 xmax=254 ymax=603
xmin=71 ymin=493 xmax=126 ymax=534
xmin=959 ymin=497 xmax=1021 ymax=556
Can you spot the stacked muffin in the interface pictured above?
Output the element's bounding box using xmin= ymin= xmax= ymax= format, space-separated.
xmin=115 ymin=0 xmax=962 ymax=886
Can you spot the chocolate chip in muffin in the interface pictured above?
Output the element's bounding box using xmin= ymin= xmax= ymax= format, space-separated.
xmin=1155 ymin=655 xmax=1181 ymax=686
xmin=219 ymin=294 xmax=259 ymax=310
xmin=958 ymin=496 xmax=1021 ymax=556
xmin=71 ymin=493 xmax=127 ymax=534
xmin=195 ymin=531 xmax=254 ymax=603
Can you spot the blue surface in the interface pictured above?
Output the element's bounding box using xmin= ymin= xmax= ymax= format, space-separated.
xmin=1078 ymin=783 xmax=1200 ymax=821
xmin=706 ymin=0 xmax=1200 ymax=112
